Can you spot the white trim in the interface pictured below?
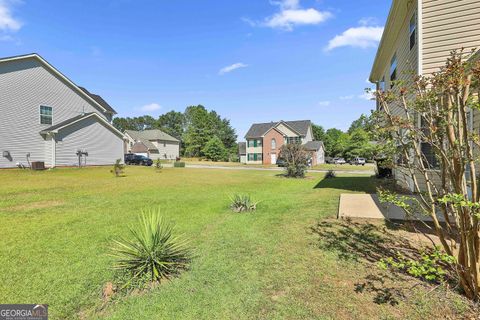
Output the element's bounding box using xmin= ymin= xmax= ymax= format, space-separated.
xmin=417 ymin=0 xmax=423 ymax=76
xmin=51 ymin=133 xmax=56 ymax=168
xmin=47 ymin=113 xmax=125 ymax=139
xmin=0 ymin=54 xmax=112 ymax=114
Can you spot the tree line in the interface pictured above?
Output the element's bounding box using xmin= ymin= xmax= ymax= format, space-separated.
xmin=113 ymin=105 xmax=238 ymax=161
xmin=114 ymin=107 xmax=377 ymax=161
xmin=312 ymin=114 xmax=377 ymax=160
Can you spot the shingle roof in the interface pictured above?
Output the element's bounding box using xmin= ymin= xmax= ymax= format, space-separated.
xmin=238 ymin=142 xmax=246 ymax=155
xmin=245 ymin=120 xmax=311 ymax=139
xmin=125 ymin=129 xmax=180 ymax=143
xmin=78 ymin=87 xmax=117 ymax=114
xmin=304 ymin=141 xmax=325 ymax=151
xmin=39 ymin=113 xmax=95 ymax=134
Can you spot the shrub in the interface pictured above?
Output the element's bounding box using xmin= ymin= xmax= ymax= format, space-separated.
xmin=109 ymin=210 xmax=191 ymax=285
xmin=202 ymin=137 xmax=227 ymax=162
xmin=154 ymin=159 xmax=163 ymax=171
xmin=379 ymin=248 xmax=455 ymax=283
xmin=174 ymin=161 xmax=185 ymax=168
xmin=111 ymin=159 xmax=125 ymax=177
xmin=230 ymin=194 xmax=258 ymax=213
xmin=279 ymin=144 xmax=309 ymax=178
xmin=324 ymin=170 xmax=336 ymax=179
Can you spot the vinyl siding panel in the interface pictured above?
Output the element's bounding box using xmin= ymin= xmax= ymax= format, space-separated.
xmin=150 ymin=140 xmax=180 ymax=160
xmin=0 ymin=58 xmax=112 ymax=168
xmin=55 ymin=117 xmax=123 ymax=166
xmin=422 ymin=0 xmax=480 ymax=75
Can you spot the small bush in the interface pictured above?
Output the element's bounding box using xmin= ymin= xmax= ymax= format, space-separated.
xmin=154 ymin=159 xmax=163 ymax=171
xmin=379 ymin=248 xmax=455 ymax=283
xmin=279 ymin=144 xmax=309 ymax=178
xmin=174 ymin=161 xmax=186 ymax=168
xmin=111 ymin=159 xmax=125 ymax=177
xmin=324 ymin=170 xmax=336 ymax=179
xmin=109 ymin=210 xmax=191 ymax=285
xmin=230 ymin=194 xmax=258 ymax=213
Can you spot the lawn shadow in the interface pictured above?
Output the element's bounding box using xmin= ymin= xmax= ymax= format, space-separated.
xmin=314 ymin=176 xmax=377 ymax=193
xmin=309 ymin=219 xmax=455 ymax=305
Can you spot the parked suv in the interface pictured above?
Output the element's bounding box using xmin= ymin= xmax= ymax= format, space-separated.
xmin=352 ymin=157 xmax=366 ymax=166
xmin=276 ymin=158 xmax=288 ymax=167
xmin=333 ymin=157 xmax=346 ymax=165
xmin=125 ymin=154 xmax=153 ymax=166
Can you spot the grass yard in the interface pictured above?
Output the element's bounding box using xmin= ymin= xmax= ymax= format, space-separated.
xmin=0 ymin=167 xmax=473 ymax=319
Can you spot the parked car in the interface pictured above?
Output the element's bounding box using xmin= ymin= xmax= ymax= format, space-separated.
xmin=333 ymin=157 xmax=346 ymax=165
xmin=125 ymin=154 xmax=153 ymax=166
xmin=325 ymin=157 xmax=334 ymax=164
xmin=276 ymin=158 xmax=288 ymax=167
xmin=352 ymin=157 xmax=366 ymax=166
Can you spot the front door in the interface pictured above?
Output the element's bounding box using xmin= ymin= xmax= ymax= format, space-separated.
xmin=271 ymin=154 xmax=277 ymax=164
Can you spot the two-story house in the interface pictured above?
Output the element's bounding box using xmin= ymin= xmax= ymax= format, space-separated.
xmin=0 ymin=53 xmax=125 ymax=168
xmin=124 ymin=129 xmax=180 ymax=160
xmin=244 ymin=120 xmax=325 ymax=165
xmin=369 ymin=0 xmax=480 ymax=191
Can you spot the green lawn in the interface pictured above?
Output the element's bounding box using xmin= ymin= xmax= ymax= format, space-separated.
xmin=0 ymin=167 xmax=471 ymax=319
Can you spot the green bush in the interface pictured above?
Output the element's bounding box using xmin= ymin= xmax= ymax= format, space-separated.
xmin=230 ymin=194 xmax=258 ymax=213
xmin=174 ymin=161 xmax=186 ymax=168
xmin=154 ymin=159 xmax=163 ymax=171
xmin=109 ymin=210 xmax=191 ymax=285
xmin=279 ymin=144 xmax=309 ymax=178
xmin=379 ymin=248 xmax=455 ymax=283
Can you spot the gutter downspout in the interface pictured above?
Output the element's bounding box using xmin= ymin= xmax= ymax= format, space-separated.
xmin=51 ymin=133 xmax=56 ymax=168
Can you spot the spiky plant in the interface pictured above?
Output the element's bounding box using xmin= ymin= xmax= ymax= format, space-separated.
xmin=324 ymin=170 xmax=336 ymax=179
xmin=154 ymin=159 xmax=163 ymax=171
xmin=229 ymin=194 xmax=258 ymax=213
xmin=109 ymin=210 xmax=190 ymax=284
xmin=111 ymin=159 xmax=125 ymax=177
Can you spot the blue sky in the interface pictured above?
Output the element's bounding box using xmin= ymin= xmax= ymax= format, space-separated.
xmin=0 ymin=0 xmax=390 ymax=138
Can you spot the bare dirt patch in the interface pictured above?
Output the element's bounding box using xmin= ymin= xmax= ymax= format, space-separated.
xmin=7 ymin=200 xmax=64 ymax=212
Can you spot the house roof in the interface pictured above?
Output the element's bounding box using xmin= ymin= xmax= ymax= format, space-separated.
xmin=39 ymin=112 xmax=125 ymax=138
xmin=245 ymin=120 xmax=311 ymax=138
xmin=369 ymin=0 xmax=407 ymax=82
xmin=304 ymin=141 xmax=325 ymax=151
xmin=78 ymin=87 xmax=117 ymax=114
xmin=238 ymin=142 xmax=246 ymax=155
xmin=125 ymin=129 xmax=180 ymax=143
xmin=0 ymin=53 xmax=116 ymax=115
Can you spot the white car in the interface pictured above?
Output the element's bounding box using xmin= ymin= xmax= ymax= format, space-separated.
xmin=333 ymin=158 xmax=346 ymax=165
xmin=352 ymin=157 xmax=366 ymax=166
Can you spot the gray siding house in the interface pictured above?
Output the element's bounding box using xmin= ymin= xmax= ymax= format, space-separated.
xmin=124 ymin=130 xmax=180 ymax=160
xmin=0 ymin=53 xmax=125 ymax=168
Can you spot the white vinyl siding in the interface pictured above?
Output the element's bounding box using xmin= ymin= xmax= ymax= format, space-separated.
xmin=150 ymin=140 xmax=180 ymax=160
xmin=55 ymin=117 xmax=123 ymax=167
xmin=0 ymin=57 xmax=119 ymax=168
xmin=422 ymin=0 xmax=480 ymax=75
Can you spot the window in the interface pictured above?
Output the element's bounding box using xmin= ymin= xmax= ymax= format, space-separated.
xmin=390 ymin=54 xmax=398 ymax=87
xmin=248 ymin=139 xmax=262 ymax=147
xmin=286 ymin=137 xmax=301 ymax=144
xmin=40 ymin=106 xmax=53 ymax=125
xmin=379 ymin=76 xmax=385 ymax=92
xmin=420 ymin=116 xmax=439 ymax=169
xmin=271 ymin=138 xmax=276 ymax=150
xmin=248 ymin=153 xmax=263 ymax=161
xmin=409 ymin=14 xmax=416 ymax=50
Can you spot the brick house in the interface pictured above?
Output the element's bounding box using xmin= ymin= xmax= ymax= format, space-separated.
xmin=244 ymin=120 xmax=325 ymax=165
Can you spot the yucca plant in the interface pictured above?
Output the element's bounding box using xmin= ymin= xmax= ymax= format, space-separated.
xmin=229 ymin=194 xmax=258 ymax=213
xmin=109 ymin=210 xmax=190 ymax=285
xmin=111 ymin=159 xmax=125 ymax=177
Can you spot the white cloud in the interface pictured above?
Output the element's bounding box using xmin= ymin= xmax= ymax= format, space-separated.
xmin=245 ymin=0 xmax=332 ymax=31
xmin=0 ymin=0 xmax=22 ymax=32
xmin=326 ymin=22 xmax=384 ymax=51
xmin=359 ymin=92 xmax=375 ymax=101
xmin=139 ymin=103 xmax=162 ymax=112
xmin=339 ymin=95 xmax=354 ymax=100
xmin=219 ymin=62 xmax=248 ymax=75
xmin=318 ymin=100 xmax=331 ymax=106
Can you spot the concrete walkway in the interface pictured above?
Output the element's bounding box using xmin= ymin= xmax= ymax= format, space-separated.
xmin=338 ymin=194 xmax=445 ymax=222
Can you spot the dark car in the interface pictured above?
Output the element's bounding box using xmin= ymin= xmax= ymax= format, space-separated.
xmin=125 ymin=154 xmax=153 ymax=166
xmin=276 ymin=158 xmax=288 ymax=167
